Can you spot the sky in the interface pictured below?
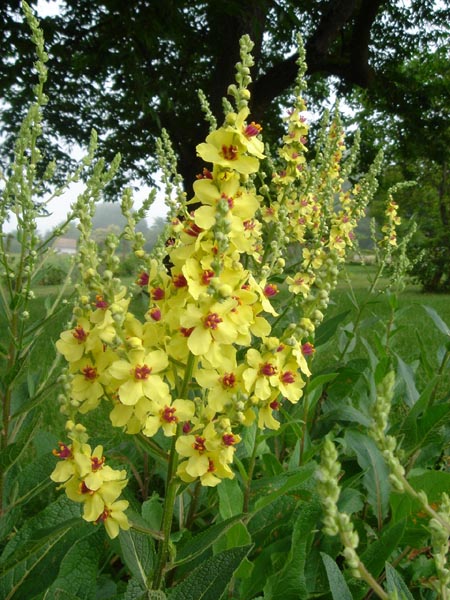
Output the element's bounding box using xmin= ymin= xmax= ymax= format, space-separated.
xmin=3 ymin=0 xmax=168 ymax=235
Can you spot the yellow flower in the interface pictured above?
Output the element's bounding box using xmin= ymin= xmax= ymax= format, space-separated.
xmin=179 ymin=298 xmax=238 ymax=357
xmin=176 ymin=423 xmax=238 ymax=486
xmin=142 ymin=398 xmax=195 ymax=437
xmin=108 ymin=348 xmax=169 ymax=405
xmin=56 ymin=318 xmax=102 ymax=363
xmin=95 ymin=500 xmax=130 ymax=539
xmin=195 ymin=365 xmax=245 ymax=412
xmin=109 ymin=396 xmax=153 ymax=434
xmin=197 ymin=129 xmax=259 ymax=175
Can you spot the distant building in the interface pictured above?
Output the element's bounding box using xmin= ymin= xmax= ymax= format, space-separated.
xmin=53 ymin=238 xmax=77 ymax=255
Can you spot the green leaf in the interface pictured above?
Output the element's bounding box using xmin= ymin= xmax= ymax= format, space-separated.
xmin=253 ymin=463 xmax=316 ymax=512
xmin=320 ymin=553 xmax=353 ymax=600
xmin=391 ymin=471 xmax=450 ymax=523
xmin=213 ymin=522 xmax=251 ymax=554
xmin=6 ymin=451 xmax=55 ymax=510
xmin=119 ymin=527 xmax=155 ymax=588
xmin=218 ymin=477 xmax=244 ymax=519
xmin=423 ymin=305 xmax=450 ymax=337
xmin=142 ymin=495 xmax=163 ymax=531
xmin=306 ymin=372 xmax=339 ymax=394
xmin=360 ymin=520 xmax=406 ymax=578
xmin=0 ymin=496 xmax=89 ymax=599
xmin=385 ymin=562 xmax=414 ymax=599
xmin=46 ymin=535 xmax=100 ymax=599
xmin=0 ymin=411 xmax=40 ymax=473
xmin=174 ymin=515 xmax=243 ymax=567
xmin=344 ymin=430 xmax=390 ymax=522
xmin=263 ymin=501 xmax=322 ymax=599
xmin=315 ymin=310 xmax=351 ymax=346
xmin=167 ymin=545 xmax=251 ymax=600
xmin=123 ymin=577 xmax=148 ymax=600
xmin=395 ymin=354 xmax=419 ymax=407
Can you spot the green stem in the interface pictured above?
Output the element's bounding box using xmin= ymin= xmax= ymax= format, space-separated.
xmin=243 ymin=430 xmax=258 ymax=513
xmin=152 ymin=434 xmax=180 ymax=590
xmin=152 ymin=352 xmax=196 ymax=590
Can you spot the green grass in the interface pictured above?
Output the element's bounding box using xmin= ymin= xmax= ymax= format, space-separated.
xmin=314 ymin=264 xmax=450 ymax=399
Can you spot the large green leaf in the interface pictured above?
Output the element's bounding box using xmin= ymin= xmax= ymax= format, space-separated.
xmin=391 ymin=470 xmax=450 ymax=523
xmin=119 ymin=527 xmax=155 ymax=589
xmin=423 ymin=305 xmax=450 ymax=337
xmin=0 ymin=496 xmax=89 ymax=599
xmin=0 ymin=412 xmax=40 ymax=474
xmin=360 ymin=520 xmax=406 ymax=578
xmin=5 ymin=451 xmax=55 ymax=510
xmin=385 ymin=562 xmax=414 ymax=600
xmin=218 ymin=477 xmax=244 ymax=519
xmin=320 ymin=552 xmax=353 ymax=600
xmin=46 ymin=535 xmax=101 ymax=599
xmin=263 ymin=501 xmax=322 ymax=599
xmin=395 ymin=354 xmax=419 ymax=407
xmin=315 ymin=310 xmax=351 ymax=347
xmin=344 ymin=430 xmax=390 ymax=522
xmin=253 ymin=463 xmax=316 ymax=512
xmin=167 ymin=545 xmax=252 ymax=600
xmin=173 ymin=515 xmax=243 ymax=566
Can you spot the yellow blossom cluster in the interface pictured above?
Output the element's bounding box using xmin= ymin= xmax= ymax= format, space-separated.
xmin=381 ymin=196 xmax=402 ymax=247
xmin=52 ymin=39 xmax=381 ymax=538
xmin=51 ymin=421 xmax=129 ymax=538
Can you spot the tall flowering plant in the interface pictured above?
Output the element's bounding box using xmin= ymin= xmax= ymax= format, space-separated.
xmin=50 ymin=34 xmax=383 ymax=590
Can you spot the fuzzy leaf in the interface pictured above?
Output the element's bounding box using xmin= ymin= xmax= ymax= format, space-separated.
xmin=218 ymin=477 xmax=244 ymax=519
xmin=46 ymin=535 xmax=100 ymax=599
xmin=119 ymin=528 xmax=155 ymax=588
xmin=320 ymin=553 xmax=353 ymax=600
xmin=344 ymin=430 xmax=390 ymax=522
xmin=263 ymin=501 xmax=322 ymax=599
xmin=315 ymin=310 xmax=351 ymax=346
xmin=174 ymin=515 xmax=242 ymax=566
xmin=253 ymin=463 xmax=316 ymax=511
xmin=385 ymin=562 xmax=414 ymax=599
xmin=168 ymin=545 xmax=251 ymax=600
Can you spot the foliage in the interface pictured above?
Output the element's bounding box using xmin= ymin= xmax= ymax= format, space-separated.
xmin=0 ymin=1 xmax=449 ymax=191
xmin=1 ymin=5 xmax=450 ymax=600
xmin=347 ymin=46 xmax=450 ymax=291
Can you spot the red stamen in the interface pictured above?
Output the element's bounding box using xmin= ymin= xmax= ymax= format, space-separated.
xmin=221 ymin=373 xmax=236 ymax=388
xmin=203 ymin=312 xmax=222 ymax=330
xmin=82 ymin=365 xmax=98 ymax=381
xmin=173 ymin=273 xmax=188 ymax=288
xmin=220 ymin=145 xmax=238 ymax=161
xmin=52 ymin=442 xmax=72 ymax=459
xmin=259 ymin=362 xmax=277 ymax=377
xmin=72 ymin=325 xmax=88 ymax=342
xmin=161 ymin=406 xmax=178 ymax=423
xmin=151 ymin=287 xmax=165 ymax=301
xmin=222 ymin=433 xmax=236 ymax=446
xmin=281 ymin=371 xmax=296 ymax=384
xmin=133 ymin=364 xmax=152 ymax=380
xmin=91 ymin=456 xmax=105 ymax=471
xmin=193 ymin=436 xmax=206 ymax=452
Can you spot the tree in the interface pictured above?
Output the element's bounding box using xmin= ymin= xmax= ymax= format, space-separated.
xmin=349 ymin=45 xmax=450 ymax=291
xmin=1 ymin=0 xmax=448 ymax=195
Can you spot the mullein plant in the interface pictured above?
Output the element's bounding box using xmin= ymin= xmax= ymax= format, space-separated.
xmin=51 ymin=33 xmax=384 ymax=585
xmin=318 ymin=371 xmax=450 ymax=599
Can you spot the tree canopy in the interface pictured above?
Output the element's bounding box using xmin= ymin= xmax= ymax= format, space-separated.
xmin=1 ymin=0 xmax=449 ymax=193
